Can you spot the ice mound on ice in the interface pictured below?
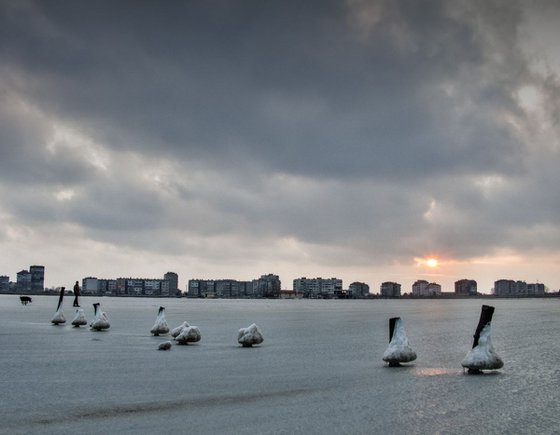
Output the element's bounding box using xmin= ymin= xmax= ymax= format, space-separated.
xmin=171 ymin=321 xmax=189 ymax=338
xmin=174 ymin=325 xmax=201 ymax=344
xmin=462 ymin=323 xmax=503 ymax=371
xmin=158 ymin=341 xmax=172 ymax=351
xmin=150 ymin=306 xmax=169 ymax=336
xmin=71 ymin=308 xmax=87 ymax=327
xmin=238 ymin=323 xmax=264 ymax=347
xmin=90 ymin=303 xmax=110 ymax=331
xmin=382 ymin=317 xmax=416 ymax=365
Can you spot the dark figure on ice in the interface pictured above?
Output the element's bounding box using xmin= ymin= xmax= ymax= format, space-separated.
xmin=73 ymin=281 xmax=81 ymax=307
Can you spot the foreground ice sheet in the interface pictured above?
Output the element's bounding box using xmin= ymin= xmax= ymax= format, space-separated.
xmin=90 ymin=303 xmax=110 ymax=331
xmin=461 ymin=323 xmax=504 ymax=371
xmin=150 ymin=306 xmax=169 ymax=336
xmin=175 ymin=325 xmax=201 ymax=344
xmin=382 ymin=318 xmax=416 ymax=365
xmin=71 ymin=308 xmax=87 ymax=327
xmin=238 ymin=323 xmax=264 ymax=347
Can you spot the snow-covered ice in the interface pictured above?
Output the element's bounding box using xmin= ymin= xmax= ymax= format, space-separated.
xmin=1 ymin=296 xmax=559 ymax=434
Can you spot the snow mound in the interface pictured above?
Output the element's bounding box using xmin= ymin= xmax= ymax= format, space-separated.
xmin=71 ymin=308 xmax=87 ymax=327
xmin=175 ymin=325 xmax=201 ymax=344
xmin=90 ymin=303 xmax=110 ymax=331
xmin=150 ymin=306 xmax=169 ymax=336
xmin=238 ymin=323 xmax=264 ymax=347
xmin=171 ymin=321 xmax=189 ymax=338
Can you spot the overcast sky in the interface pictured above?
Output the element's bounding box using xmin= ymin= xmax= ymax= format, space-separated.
xmin=2 ymin=0 xmax=560 ymax=293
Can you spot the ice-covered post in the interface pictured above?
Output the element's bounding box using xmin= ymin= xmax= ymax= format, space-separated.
xmin=382 ymin=317 xmax=416 ymax=367
xmin=462 ymin=304 xmax=503 ymax=374
xmin=472 ymin=305 xmax=494 ymax=348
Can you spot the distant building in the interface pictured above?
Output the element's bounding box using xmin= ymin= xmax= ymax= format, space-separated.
xmin=455 ymin=279 xmax=477 ymax=296
xmin=164 ymin=272 xmax=179 ymax=296
xmin=527 ymin=283 xmax=545 ymax=295
xmin=16 ymin=270 xmax=32 ymax=293
xmin=380 ymin=281 xmax=401 ymax=297
xmin=82 ymin=277 xmax=99 ymax=295
xmin=494 ymin=279 xmax=545 ymax=296
xmin=348 ymin=282 xmax=370 ymax=298
xmin=412 ymin=280 xmax=441 ymax=296
xmin=187 ymin=275 xmax=279 ymax=298
xmin=293 ymin=277 xmax=342 ymax=298
xmin=253 ymin=274 xmax=281 ymax=298
xmin=0 ymin=275 xmax=9 ymax=292
xmin=30 ymin=265 xmax=45 ymax=292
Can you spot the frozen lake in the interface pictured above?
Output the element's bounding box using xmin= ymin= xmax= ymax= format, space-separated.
xmin=1 ymin=295 xmax=559 ymax=434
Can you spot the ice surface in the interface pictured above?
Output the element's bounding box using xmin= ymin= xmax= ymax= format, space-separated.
xmin=71 ymin=308 xmax=87 ymax=327
xmin=1 ymin=296 xmax=559 ymax=434
xmin=150 ymin=306 xmax=169 ymax=336
xmin=461 ymin=323 xmax=504 ymax=371
xmin=382 ymin=318 xmax=417 ymax=364
xmin=237 ymin=323 xmax=264 ymax=347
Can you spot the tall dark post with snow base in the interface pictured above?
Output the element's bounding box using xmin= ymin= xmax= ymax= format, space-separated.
xmin=462 ymin=304 xmax=503 ymax=374
xmin=382 ymin=317 xmax=416 ymax=366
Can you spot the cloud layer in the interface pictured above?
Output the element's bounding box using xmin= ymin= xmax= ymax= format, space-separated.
xmin=2 ymin=0 xmax=560 ymax=292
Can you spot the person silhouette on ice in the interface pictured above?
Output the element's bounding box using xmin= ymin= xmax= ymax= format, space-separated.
xmin=73 ymin=281 xmax=81 ymax=307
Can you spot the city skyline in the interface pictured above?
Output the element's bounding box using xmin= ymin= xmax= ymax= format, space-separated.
xmin=2 ymin=2 xmax=560 ymax=294
xmin=1 ymin=263 xmax=553 ymax=297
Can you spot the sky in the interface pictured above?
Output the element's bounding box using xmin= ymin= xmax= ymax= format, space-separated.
xmin=1 ymin=0 xmax=560 ymax=294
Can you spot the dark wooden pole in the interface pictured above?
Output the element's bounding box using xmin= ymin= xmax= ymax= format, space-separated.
xmin=472 ymin=305 xmax=495 ymax=348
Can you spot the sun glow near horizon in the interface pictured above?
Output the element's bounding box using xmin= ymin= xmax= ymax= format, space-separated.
xmin=415 ymin=257 xmax=441 ymax=268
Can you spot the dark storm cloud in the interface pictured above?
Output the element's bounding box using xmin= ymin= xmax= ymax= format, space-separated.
xmin=1 ymin=0 xmax=531 ymax=180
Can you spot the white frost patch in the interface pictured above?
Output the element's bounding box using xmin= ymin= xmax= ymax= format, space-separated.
xmin=461 ymin=323 xmax=504 ymax=371
xmin=238 ymin=323 xmax=264 ymax=347
xmin=150 ymin=307 xmax=169 ymax=336
xmin=71 ymin=308 xmax=87 ymax=327
xmin=382 ymin=318 xmax=417 ymax=364
xmin=175 ymin=325 xmax=201 ymax=345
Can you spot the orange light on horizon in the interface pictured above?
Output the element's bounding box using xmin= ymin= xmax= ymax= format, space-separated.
xmin=426 ymin=258 xmax=439 ymax=268
xmin=415 ymin=257 xmax=441 ymax=268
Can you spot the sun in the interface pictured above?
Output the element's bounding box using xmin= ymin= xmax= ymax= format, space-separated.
xmin=425 ymin=258 xmax=439 ymax=268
